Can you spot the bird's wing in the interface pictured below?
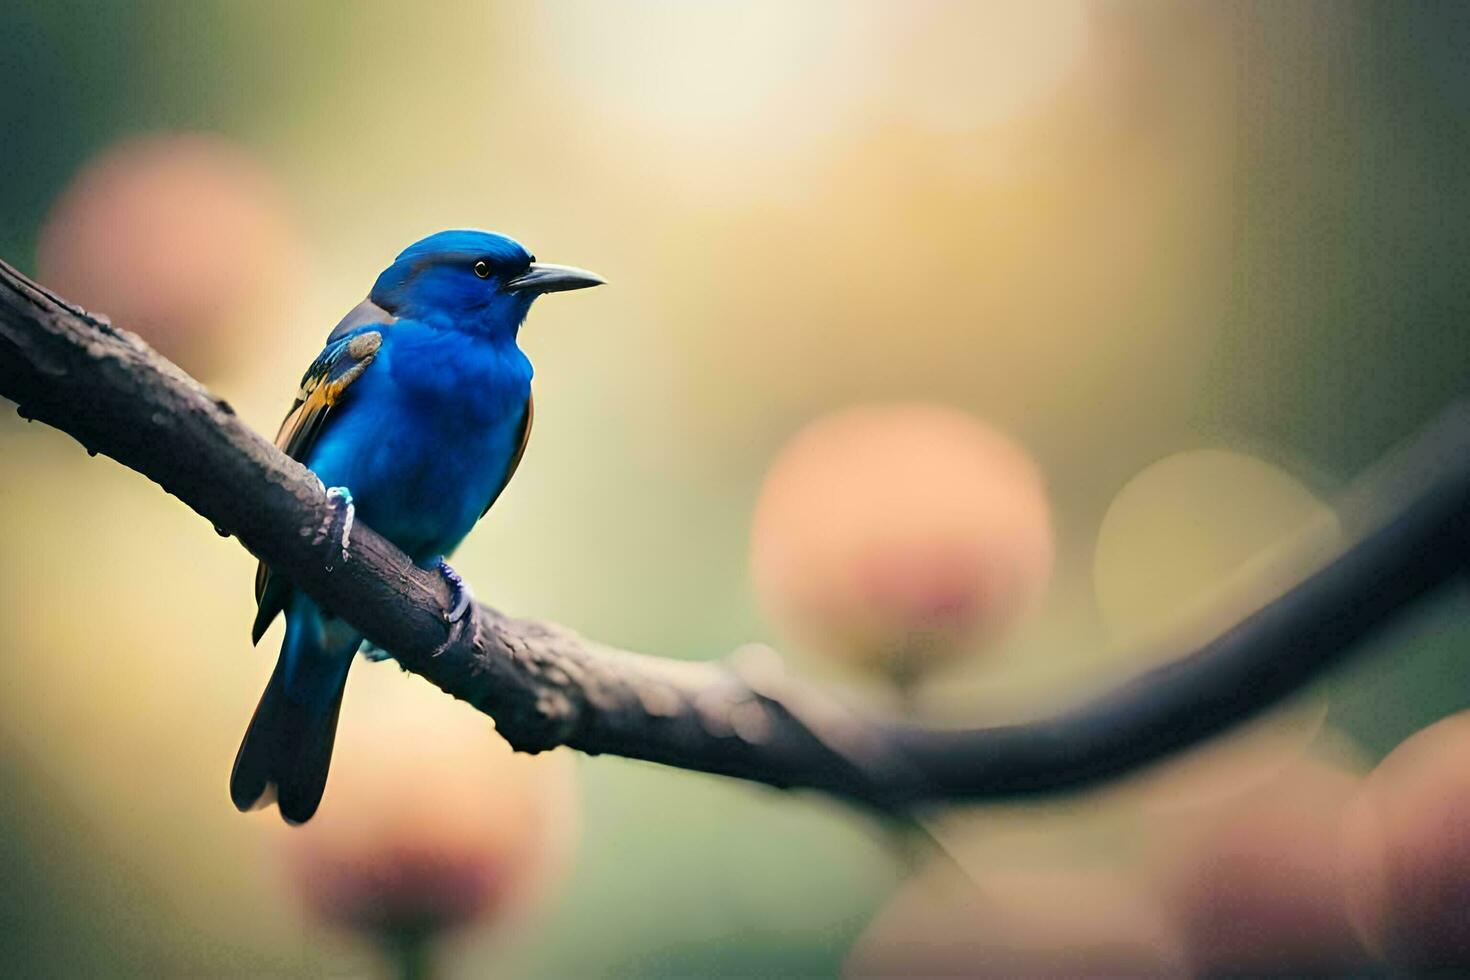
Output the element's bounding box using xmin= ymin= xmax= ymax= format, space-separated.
xmin=481 ymin=393 xmax=533 ymax=519
xmin=272 ymin=328 xmax=383 ymax=461
xmin=251 ymin=327 xmax=384 ymax=644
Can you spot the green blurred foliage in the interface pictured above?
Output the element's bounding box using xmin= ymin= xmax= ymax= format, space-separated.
xmin=1 ymin=1 xmax=1468 ymax=976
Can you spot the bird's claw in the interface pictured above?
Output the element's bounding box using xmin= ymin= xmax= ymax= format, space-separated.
xmin=313 ymin=485 xmax=355 ymax=566
xmin=436 ymin=558 xmax=473 ymax=625
xmin=430 ymin=558 xmax=476 ymax=658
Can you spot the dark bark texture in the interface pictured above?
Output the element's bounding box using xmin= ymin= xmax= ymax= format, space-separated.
xmin=1 ymin=258 xmax=1467 ymax=811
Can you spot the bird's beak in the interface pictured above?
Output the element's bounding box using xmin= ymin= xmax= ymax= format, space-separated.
xmin=504 ymin=262 xmax=605 ymax=295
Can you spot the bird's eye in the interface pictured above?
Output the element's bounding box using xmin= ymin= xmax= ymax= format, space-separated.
xmin=473 ymin=260 xmax=492 ymax=279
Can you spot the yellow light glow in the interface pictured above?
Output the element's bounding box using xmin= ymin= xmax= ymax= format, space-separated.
xmin=1094 ymin=449 xmax=1340 ymax=646
xmin=536 ymin=0 xmax=1090 ymax=144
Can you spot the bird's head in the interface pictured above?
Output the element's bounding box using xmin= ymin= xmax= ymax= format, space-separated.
xmin=368 ymin=229 xmax=602 ymax=338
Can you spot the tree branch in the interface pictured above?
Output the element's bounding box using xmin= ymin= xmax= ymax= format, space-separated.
xmin=1 ymin=257 xmax=1467 ymax=811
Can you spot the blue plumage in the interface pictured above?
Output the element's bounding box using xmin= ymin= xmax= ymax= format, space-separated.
xmin=308 ymin=319 xmax=532 ymax=556
xmin=232 ymin=230 xmax=602 ymax=823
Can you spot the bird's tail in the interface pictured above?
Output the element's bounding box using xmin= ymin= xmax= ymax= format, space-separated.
xmin=231 ymin=602 xmax=358 ymax=824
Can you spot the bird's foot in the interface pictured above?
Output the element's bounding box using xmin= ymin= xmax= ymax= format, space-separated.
xmin=436 ymin=557 xmax=473 ymax=624
xmin=430 ymin=558 xmax=476 ymax=658
xmin=312 ymin=485 xmax=355 ymax=566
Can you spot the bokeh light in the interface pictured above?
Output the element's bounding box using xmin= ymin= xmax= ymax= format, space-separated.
xmin=36 ymin=132 xmax=300 ymax=379
xmin=750 ymin=404 xmax=1053 ymax=686
xmin=1340 ymin=711 xmax=1470 ymax=971
xmin=1150 ymin=753 xmax=1371 ymax=975
xmin=275 ymin=663 xmax=578 ymax=970
xmin=1094 ymin=449 xmax=1339 ymax=646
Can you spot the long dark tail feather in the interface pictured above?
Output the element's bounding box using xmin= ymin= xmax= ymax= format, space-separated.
xmin=230 ymin=644 xmax=353 ymax=824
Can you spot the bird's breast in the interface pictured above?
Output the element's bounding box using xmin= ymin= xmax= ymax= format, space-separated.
xmin=386 ymin=325 xmax=531 ymax=424
xmin=306 ymin=325 xmax=531 ymax=559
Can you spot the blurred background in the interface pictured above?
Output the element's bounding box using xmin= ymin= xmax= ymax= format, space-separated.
xmin=1 ymin=1 xmax=1469 ymax=976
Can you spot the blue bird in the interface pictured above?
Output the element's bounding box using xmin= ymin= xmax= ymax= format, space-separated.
xmin=232 ymin=229 xmax=603 ymax=823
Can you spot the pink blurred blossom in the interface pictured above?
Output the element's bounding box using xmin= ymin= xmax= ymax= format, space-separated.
xmin=751 ymin=404 xmax=1053 ymax=684
xmin=1341 ymin=711 xmax=1470 ymax=971
xmin=37 ymin=132 xmax=301 ymax=378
